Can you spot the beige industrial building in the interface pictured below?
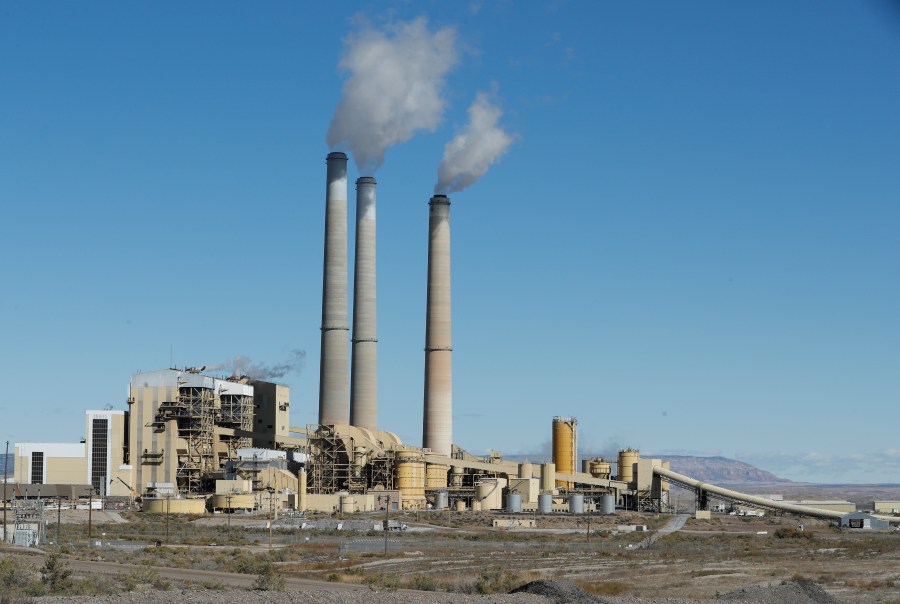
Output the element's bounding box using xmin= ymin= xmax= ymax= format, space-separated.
xmin=14 ymin=370 xmax=290 ymax=498
xmin=14 ymin=410 xmax=131 ymax=497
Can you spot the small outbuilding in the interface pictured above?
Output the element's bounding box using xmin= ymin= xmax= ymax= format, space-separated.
xmin=839 ymin=512 xmax=889 ymax=530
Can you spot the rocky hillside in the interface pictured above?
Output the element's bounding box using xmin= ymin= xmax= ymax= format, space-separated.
xmin=649 ymin=455 xmax=791 ymax=484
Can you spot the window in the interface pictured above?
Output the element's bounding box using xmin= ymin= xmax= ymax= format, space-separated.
xmin=91 ymin=418 xmax=109 ymax=494
xmin=31 ymin=452 xmax=44 ymax=484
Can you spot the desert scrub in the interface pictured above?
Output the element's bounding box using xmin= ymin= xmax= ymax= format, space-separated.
xmin=252 ymin=561 xmax=285 ymax=591
xmin=774 ymin=527 xmax=815 ymax=540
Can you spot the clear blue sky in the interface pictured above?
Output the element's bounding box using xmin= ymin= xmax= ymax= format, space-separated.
xmin=2 ymin=1 xmax=898 ymax=483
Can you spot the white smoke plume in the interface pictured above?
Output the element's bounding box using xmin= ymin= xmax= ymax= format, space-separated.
xmin=435 ymin=91 xmax=515 ymax=194
xmin=209 ymin=349 xmax=306 ymax=381
xmin=327 ymin=18 xmax=458 ymax=172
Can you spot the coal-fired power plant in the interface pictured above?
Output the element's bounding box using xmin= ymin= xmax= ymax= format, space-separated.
xmin=20 ymin=150 xmax=895 ymax=529
xmin=318 ymin=152 xmax=350 ymax=426
xmin=423 ymin=195 xmax=453 ymax=459
xmin=350 ymin=176 xmax=378 ymax=430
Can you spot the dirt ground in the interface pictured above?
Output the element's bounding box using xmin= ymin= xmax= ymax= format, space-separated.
xmin=5 ymin=509 xmax=900 ymax=603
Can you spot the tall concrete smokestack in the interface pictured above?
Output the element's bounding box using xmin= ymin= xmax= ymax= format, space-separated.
xmin=318 ymin=152 xmax=349 ymax=426
xmin=350 ymin=176 xmax=378 ymax=429
xmin=423 ymin=195 xmax=452 ymax=457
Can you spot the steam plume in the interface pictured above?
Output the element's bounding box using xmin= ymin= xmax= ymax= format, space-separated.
xmin=435 ymin=91 xmax=515 ymax=194
xmin=327 ymin=18 xmax=458 ymax=172
xmin=210 ymin=349 xmax=306 ymax=381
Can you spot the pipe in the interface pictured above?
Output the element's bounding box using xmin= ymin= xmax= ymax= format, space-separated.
xmin=318 ymin=152 xmax=350 ymax=426
xmin=423 ymin=195 xmax=452 ymax=457
xmin=654 ymin=465 xmax=899 ymax=524
xmin=350 ymin=177 xmax=378 ymax=429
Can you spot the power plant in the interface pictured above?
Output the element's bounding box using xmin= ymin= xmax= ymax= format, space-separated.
xmin=7 ymin=153 xmax=899 ymax=532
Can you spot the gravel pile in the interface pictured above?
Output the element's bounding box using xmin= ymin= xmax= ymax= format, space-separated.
xmin=510 ymin=579 xmax=602 ymax=603
xmin=717 ymin=579 xmax=844 ymax=604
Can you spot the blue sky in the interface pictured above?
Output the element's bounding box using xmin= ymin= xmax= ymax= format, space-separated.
xmin=2 ymin=1 xmax=898 ymax=483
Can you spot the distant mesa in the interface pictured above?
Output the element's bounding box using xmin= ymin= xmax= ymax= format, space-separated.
xmin=647 ymin=455 xmax=792 ymax=485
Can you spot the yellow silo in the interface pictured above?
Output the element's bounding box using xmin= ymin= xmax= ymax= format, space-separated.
xmin=394 ymin=449 xmax=426 ymax=509
xmin=617 ymin=449 xmax=640 ymax=485
xmin=552 ymin=417 xmax=577 ymax=489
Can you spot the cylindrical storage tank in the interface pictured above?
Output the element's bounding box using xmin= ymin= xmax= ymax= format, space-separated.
xmin=537 ymin=493 xmax=553 ymax=514
xmin=507 ymin=492 xmax=522 ymax=513
xmin=340 ymin=493 xmax=355 ymax=514
xmin=569 ymin=494 xmax=584 ymax=514
xmin=211 ymin=494 xmax=256 ymax=512
xmin=298 ymin=468 xmax=307 ymax=512
xmin=433 ymin=491 xmax=449 ymax=510
xmin=618 ymin=449 xmax=640 ymax=485
xmin=426 ymin=463 xmax=448 ymax=488
xmin=519 ymin=462 xmax=534 ymax=479
xmin=540 ymin=462 xmax=556 ymax=493
xmin=455 ymin=499 xmax=466 ymax=511
xmin=590 ymin=459 xmax=612 ymax=479
xmin=395 ymin=450 xmax=426 ymax=509
xmin=581 ymin=459 xmax=591 ymax=474
xmin=601 ymin=494 xmax=615 ymax=515
xmin=661 ymin=461 xmax=670 ymax=492
xmin=143 ymin=497 xmax=208 ymax=514
xmin=552 ymin=417 xmax=577 ymax=489
xmin=450 ymin=465 xmax=463 ymax=488
xmin=475 ymin=479 xmax=503 ymax=511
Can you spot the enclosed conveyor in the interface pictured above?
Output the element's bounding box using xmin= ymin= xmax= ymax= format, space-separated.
xmin=653 ymin=465 xmax=899 ymax=524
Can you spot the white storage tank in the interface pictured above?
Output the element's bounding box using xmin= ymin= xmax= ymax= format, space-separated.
xmin=569 ymin=494 xmax=584 ymax=514
xmin=537 ymin=493 xmax=553 ymax=514
xmin=601 ymin=493 xmax=615 ymax=515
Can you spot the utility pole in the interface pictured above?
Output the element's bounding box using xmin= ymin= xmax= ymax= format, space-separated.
xmin=382 ymin=496 xmax=389 ymax=555
xmin=268 ymin=489 xmax=274 ymax=549
xmin=165 ymin=494 xmax=170 ymax=543
xmin=3 ymin=441 xmax=8 ymax=545
xmin=87 ymin=488 xmax=93 ymax=543
xmin=226 ymin=492 xmax=233 ymax=540
xmin=56 ymin=496 xmax=62 ymax=546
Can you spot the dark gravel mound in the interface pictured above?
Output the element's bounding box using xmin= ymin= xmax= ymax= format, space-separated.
xmin=718 ymin=580 xmax=844 ymax=604
xmin=510 ymin=579 xmax=603 ymax=604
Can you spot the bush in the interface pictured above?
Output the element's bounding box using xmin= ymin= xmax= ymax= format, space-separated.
xmin=774 ymin=527 xmax=814 ymax=540
xmin=40 ymin=554 xmax=72 ymax=593
xmin=252 ymin=561 xmax=285 ymax=591
xmin=473 ymin=569 xmax=523 ymax=594
xmin=0 ymin=558 xmax=32 ymax=590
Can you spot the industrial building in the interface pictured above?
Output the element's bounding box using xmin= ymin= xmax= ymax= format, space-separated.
xmin=13 ymin=371 xmax=294 ymax=500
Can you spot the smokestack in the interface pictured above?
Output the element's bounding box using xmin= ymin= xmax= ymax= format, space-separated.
xmin=350 ymin=177 xmax=378 ymax=429
xmin=423 ymin=195 xmax=452 ymax=457
xmin=318 ymin=152 xmax=350 ymax=426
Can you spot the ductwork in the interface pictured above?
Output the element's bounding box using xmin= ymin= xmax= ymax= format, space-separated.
xmin=318 ymin=152 xmax=350 ymax=426
xmin=350 ymin=176 xmax=378 ymax=429
xmin=423 ymin=195 xmax=452 ymax=457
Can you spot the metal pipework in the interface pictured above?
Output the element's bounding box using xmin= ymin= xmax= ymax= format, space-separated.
xmin=318 ymin=152 xmax=350 ymax=426
xmin=350 ymin=176 xmax=378 ymax=429
xmin=423 ymin=195 xmax=452 ymax=457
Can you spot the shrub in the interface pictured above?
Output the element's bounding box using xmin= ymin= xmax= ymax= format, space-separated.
xmin=774 ymin=527 xmax=814 ymax=540
xmin=40 ymin=554 xmax=72 ymax=593
xmin=0 ymin=558 xmax=32 ymax=590
xmin=252 ymin=561 xmax=285 ymax=591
